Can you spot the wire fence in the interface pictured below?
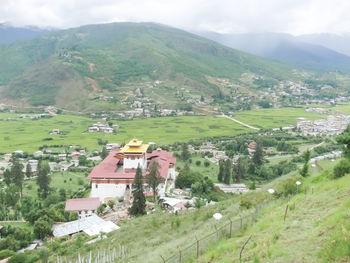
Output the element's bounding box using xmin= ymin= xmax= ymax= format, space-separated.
xmin=160 ymin=201 xmax=268 ymax=263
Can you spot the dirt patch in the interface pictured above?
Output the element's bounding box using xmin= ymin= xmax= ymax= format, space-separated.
xmin=85 ymin=77 xmax=100 ymax=92
xmin=88 ymin=62 xmax=94 ymax=73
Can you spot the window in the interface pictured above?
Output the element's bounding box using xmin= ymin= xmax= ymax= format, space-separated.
xmin=95 ymin=184 xmax=98 ymax=188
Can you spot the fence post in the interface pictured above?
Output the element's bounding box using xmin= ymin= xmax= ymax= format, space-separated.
xmin=239 ymin=235 xmax=252 ymax=263
xmin=195 ymin=235 xmax=199 ymax=258
xmin=283 ymin=204 xmax=289 ymax=222
xmin=178 ymin=246 xmax=182 ymax=263
xmin=240 ymin=215 xmax=243 ymax=230
xmin=160 ymin=255 xmax=166 ymax=263
xmin=229 ymin=219 xmax=232 ymax=238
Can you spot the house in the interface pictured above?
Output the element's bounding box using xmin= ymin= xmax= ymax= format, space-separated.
xmin=33 ymin=151 xmax=43 ymax=157
xmin=248 ymin=142 xmax=257 ymax=154
xmin=106 ymin=143 xmax=119 ymax=151
xmin=58 ymin=153 xmax=67 ymax=161
xmin=88 ymin=139 xmax=176 ymax=202
xmin=103 ymin=127 xmax=114 ymax=134
xmin=88 ymin=126 xmax=99 ymax=133
xmin=52 ymin=214 xmax=119 ymax=237
xmin=50 ymin=129 xmax=60 ymax=135
xmin=173 ymin=188 xmax=188 ymax=196
xmin=13 ymin=150 xmax=24 ymax=156
xmin=71 ymin=152 xmax=81 ymax=159
xmin=65 ymin=197 xmax=100 ymax=219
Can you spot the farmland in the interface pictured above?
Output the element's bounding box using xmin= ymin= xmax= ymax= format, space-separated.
xmin=0 ymin=107 xmax=327 ymax=153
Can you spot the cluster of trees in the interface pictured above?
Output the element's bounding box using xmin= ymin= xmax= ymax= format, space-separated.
xmin=218 ymin=142 xmax=264 ymax=184
xmin=333 ymin=126 xmax=350 ymax=178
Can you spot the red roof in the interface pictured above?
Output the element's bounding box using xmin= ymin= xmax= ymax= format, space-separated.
xmin=88 ymin=149 xmax=176 ymax=180
xmin=65 ymin=198 xmax=100 ymax=211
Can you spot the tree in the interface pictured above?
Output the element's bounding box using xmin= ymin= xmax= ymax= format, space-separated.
xmin=100 ymin=147 xmax=108 ymax=160
xmin=181 ymin=143 xmax=190 ymax=161
xmin=252 ymin=142 xmax=263 ymax=166
xmin=129 ymin=166 xmax=146 ymax=216
xmin=336 ymin=125 xmax=350 ymax=158
xmin=78 ymin=155 xmax=88 ymax=166
xmin=37 ymin=161 xmax=51 ymax=198
xmin=10 ymin=156 xmax=24 ymax=198
xmin=5 ymin=185 xmax=20 ymax=207
xmin=145 ymin=162 xmax=162 ymax=202
xmin=217 ymin=160 xmax=224 ymax=182
xmin=223 ymin=159 xmax=232 ymax=185
xmin=25 ymin=163 xmax=31 ymax=178
xmin=107 ymin=200 xmax=116 ymax=210
xmin=33 ymin=216 xmax=52 ymax=239
xmin=300 ymin=150 xmax=311 ymax=177
xmin=232 ymin=157 xmax=248 ymax=183
xmin=175 ymin=170 xmax=202 ymax=189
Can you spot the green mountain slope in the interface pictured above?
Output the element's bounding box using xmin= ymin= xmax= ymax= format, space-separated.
xmin=0 ymin=22 xmax=298 ymax=110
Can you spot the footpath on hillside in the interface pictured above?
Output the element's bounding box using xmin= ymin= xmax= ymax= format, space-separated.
xmin=218 ymin=114 xmax=260 ymax=130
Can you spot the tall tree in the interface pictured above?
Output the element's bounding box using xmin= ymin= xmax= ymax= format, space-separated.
xmin=181 ymin=143 xmax=190 ymax=161
xmin=232 ymin=157 xmax=248 ymax=183
xmin=37 ymin=161 xmax=51 ymax=198
xmin=100 ymin=147 xmax=108 ymax=160
xmin=10 ymin=155 xmax=24 ymax=198
xmin=300 ymin=150 xmax=311 ymax=177
xmin=252 ymin=142 xmax=263 ymax=166
xmin=145 ymin=162 xmax=162 ymax=202
xmin=223 ymin=159 xmax=232 ymax=185
xmin=25 ymin=163 xmax=32 ymax=178
xmin=217 ymin=160 xmax=224 ymax=182
xmin=129 ymin=166 xmax=146 ymax=216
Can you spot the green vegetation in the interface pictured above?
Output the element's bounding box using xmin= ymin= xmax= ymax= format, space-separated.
xmin=0 ymin=22 xmax=298 ymax=110
xmin=234 ymin=107 xmax=325 ymax=129
xmin=200 ymin=162 xmax=350 ymax=263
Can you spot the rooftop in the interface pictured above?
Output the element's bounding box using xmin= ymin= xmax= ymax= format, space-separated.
xmin=65 ymin=197 xmax=100 ymax=211
xmin=120 ymin=138 xmax=149 ymax=153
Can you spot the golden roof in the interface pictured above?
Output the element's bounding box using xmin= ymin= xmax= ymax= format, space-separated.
xmin=120 ymin=139 xmax=149 ymax=153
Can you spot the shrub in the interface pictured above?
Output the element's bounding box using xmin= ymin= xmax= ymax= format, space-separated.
xmin=195 ymin=160 xmax=201 ymax=166
xmin=240 ymin=198 xmax=253 ymax=209
xmin=0 ymin=249 xmax=14 ymax=260
xmin=333 ymin=159 xmax=350 ymax=178
xmin=204 ymin=161 xmax=210 ymax=167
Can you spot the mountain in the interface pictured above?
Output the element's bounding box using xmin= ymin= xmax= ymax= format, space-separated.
xmin=297 ymin=33 xmax=350 ymax=57
xmin=0 ymin=22 xmax=300 ymax=111
xmin=199 ymin=32 xmax=350 ymax=72
xmin=0 ymin=23 xmax=51 ymax=43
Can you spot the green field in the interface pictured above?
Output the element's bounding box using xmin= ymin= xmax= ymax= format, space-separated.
xmin=23 ymin=171 xmax=90 ymax=199
xmin=0 ymin=106 xmax=341 ymax=154
xmin=234 ymin=107 xmax=325 ymax=129
xmin=0 ymin=114 xmax=251 ymax=153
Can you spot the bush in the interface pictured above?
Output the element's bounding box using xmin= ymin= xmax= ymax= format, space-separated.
xmin=195 ymin=160 xmax=201 ymax=166
xmin=333 ymin=159 xmax=350 ymax=178
xmin=0 ymin=249 xmax=14 ymax=260
xmin=240 ymin=198 xmax=253 ymax=209
xmin=204 ymin=161 xmax=210 ymax=167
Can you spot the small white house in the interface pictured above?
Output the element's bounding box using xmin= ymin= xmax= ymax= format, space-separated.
xmin=65 ymin=198 xmax=100 ymax=219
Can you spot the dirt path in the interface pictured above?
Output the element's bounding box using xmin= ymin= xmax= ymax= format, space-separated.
xmin=218 ymin=114 xmax=260 ymax=130
xmin=85 ymin=77 xmax=99 ymax=92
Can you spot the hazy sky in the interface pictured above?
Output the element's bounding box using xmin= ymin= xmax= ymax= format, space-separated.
xmin=1 ymin=0 xmax=349 ymax=35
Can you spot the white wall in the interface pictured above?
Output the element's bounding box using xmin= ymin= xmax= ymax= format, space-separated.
xmin=90 ymin=183 xmax=128 ymax=202
xmin=123 ymin=157 xmax=147 ymax=171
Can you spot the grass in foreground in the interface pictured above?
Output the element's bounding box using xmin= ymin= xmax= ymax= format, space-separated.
xmin=199 ymin=162 xmax=350 ymax=263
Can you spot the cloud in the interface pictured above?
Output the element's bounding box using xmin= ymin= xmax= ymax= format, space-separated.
xmin=0 ymin=0 xmax=349 ymax=35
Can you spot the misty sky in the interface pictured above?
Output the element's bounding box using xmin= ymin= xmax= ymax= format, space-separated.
xmin=1 ymin=0 xmax=349 ymax=35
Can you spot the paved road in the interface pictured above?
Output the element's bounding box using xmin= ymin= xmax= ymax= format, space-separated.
xmin=218 ymin=115 xmax=260 ymax=130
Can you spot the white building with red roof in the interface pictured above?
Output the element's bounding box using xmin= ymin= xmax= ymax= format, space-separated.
xmin=65 ymin=197 xmax=100 ymax=218
xmin=88 ymin=139 xmax=177 ymax=202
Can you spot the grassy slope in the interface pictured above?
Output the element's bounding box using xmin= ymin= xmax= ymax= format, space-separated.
xmin=200 ymin=162 xmax=350 ymax=263
xmin=0 ymin=23 xmax=297 ymax=109
xmin=42 ymin=160 xmax=350 ymax=263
